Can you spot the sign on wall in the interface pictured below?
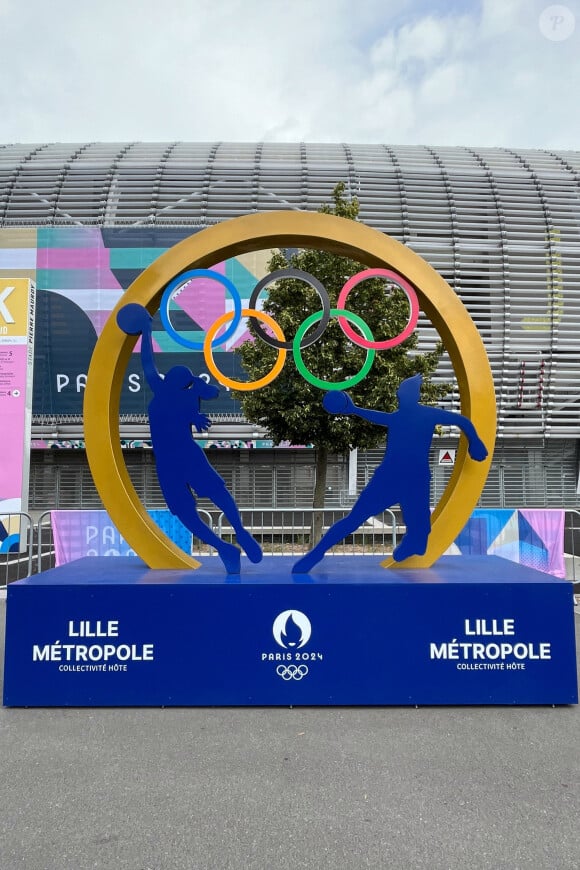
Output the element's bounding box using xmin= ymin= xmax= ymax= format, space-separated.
xmin=0 ymin=278 xmax=35 ymax=515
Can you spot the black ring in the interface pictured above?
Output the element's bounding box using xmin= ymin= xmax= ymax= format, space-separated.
xmin=249 ymin=268 xmax=331 ymax=350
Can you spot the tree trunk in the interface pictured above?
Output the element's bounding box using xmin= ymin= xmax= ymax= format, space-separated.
xmin=311 ymin=446 xmax=328 ymax=545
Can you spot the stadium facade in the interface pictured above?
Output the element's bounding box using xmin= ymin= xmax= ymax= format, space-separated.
xmin=0 ymin=142 xmax=579 ymax=513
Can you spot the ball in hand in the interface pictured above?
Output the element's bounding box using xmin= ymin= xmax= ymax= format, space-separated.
xmin=323 ymin=391 xmax=351 ymax=414
xmin=116 ymin=303 xmax=151 ymax=336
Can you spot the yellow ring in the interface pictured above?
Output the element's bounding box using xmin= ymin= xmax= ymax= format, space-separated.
xmin=84 ymin=211 xmax=496 ymax=570
xmin=203 ymin=308 xmax=286 ymax=391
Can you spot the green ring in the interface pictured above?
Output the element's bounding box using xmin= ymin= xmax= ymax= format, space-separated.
xmin=292 ymin=307 xmax=376 ymax=390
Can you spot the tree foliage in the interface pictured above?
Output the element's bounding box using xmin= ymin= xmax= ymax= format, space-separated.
xmin=235 ymin=183 xmax=449 ymax=517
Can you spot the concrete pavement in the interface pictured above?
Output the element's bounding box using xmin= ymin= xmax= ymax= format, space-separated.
xmin=1 ymin=600 xmax=578 ymax=870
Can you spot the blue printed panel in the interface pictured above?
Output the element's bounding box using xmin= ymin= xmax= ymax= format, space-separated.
xmin=450 ymin=509 xmax=565 ymax=578
xmin=3 ymin=556 xmax=577 ymax=707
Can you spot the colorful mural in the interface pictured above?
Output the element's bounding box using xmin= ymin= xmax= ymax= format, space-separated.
xmin=0 ymin=227 xmax=272 ymax=417
xmin=30 ymin=438 xmax=279 ymax=450
xmin=0 ymin=278 xmax=35 ymax=514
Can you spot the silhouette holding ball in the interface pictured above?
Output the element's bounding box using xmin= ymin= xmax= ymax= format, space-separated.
xmin=293 ymin=375 xmax=488 ymax=574
xmin=117 ymin=303 xmax=262 ymax=574
xmin=322 ymin=391 xmax=352 ymax=414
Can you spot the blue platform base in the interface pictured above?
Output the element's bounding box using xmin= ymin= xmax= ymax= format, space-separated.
xmin=3 ymin=556 xmax=577 ymax=706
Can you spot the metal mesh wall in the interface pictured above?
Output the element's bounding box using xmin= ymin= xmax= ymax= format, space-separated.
xmin=2 ymin=142 xmax=580 ymax=440
xmin=28 ymin=450 xmax=348 ymax=512
xmin=29 ymin=441 xmax=580 ymax=513
xmin=360 ymin=439 xmax=580 ymax=509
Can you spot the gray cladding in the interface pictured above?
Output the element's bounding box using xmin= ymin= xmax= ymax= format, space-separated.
xmin=1 ymin=142 xmax=579 ymax=439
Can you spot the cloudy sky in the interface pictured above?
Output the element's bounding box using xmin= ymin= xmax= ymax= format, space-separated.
xmin=0 ymin=0 xmax=578 ymax=148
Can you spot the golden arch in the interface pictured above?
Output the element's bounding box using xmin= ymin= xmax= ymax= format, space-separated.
xmin=84 ymin=211 xmax=496 ymax=570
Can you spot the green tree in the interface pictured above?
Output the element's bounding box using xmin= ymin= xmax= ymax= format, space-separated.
xmin=235 ymin=183 xmax=449 ymax=541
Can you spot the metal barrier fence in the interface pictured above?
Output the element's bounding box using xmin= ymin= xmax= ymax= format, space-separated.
xmin=0 ymin=512 xmax=34 ymax=586
xmin=35 ymin=508 xmax=398 ymax=571
xmin=37 ymin=511 xmax=55 ymax=574
xmin=564 ymin=510 xmax=580 ymax=588
xmin=2 ymin=508 xmax=580 ymax=585
xmin=217 ymin=508 xmax=399 ymax=557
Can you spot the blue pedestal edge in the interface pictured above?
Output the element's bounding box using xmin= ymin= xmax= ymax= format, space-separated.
xmin=3 ymin=555 xmax=578 ymax=707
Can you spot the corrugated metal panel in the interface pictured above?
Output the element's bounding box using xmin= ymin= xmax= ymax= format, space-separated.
xmin=1 ymin=142 xmax=579 ymax=439
xmin=28 ymin=449 xmax=348 ymax=511
xmin=28 ymin=439 xmax=580 ymax=513
xmin=360 ymin=440 xmax=579 ymax=509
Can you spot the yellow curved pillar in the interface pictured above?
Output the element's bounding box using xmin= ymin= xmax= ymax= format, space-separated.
xmin=84 ymin=211 xmax=496 ymax=570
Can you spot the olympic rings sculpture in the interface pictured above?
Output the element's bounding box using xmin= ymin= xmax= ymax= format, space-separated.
xmin=160 ymin=268 xmax=243 ymax=350
xmin=276 ymin=664 xmax=309 ymax=680
xmin=162 ymin=266 xmax=419 ymax=390
xmin=204 ymin=308 xmax=287 ymax=391
xmin=84 ymin=210 xmax=496 ymax=573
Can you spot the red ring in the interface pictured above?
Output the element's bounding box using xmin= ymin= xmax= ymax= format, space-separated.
xmin=337 ymin=268 xmax=419 ymax=349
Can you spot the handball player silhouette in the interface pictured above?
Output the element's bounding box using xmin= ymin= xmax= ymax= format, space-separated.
xmin=117 ymin=303 xmax=262 ymax=574
xmin=292 ymin=374 xmax=488 ymax=574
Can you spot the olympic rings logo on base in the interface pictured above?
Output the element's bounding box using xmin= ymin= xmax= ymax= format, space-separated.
xmin=276 ymin=664 xmax=309 ymax=681
xmin=160 ymin=266 xmax=419 ymax=391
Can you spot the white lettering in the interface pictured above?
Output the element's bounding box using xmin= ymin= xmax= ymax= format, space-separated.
xmin=464 ymin=618 xmax=515 ymax=636
xmin=76 ymin=373 xmax=87 ymax=392
xmin=56 ymin=374 xmax=70 ymax=392
xmin=0 ymin=286 xmax=15 ymax=323
xmin=128 ymin=373 xmax=141 ymax=393
xmin=431 ymin=639 xmax=552 ymax=662
xmin=33 ymin=635 xmax=154 ymax=664
xmin=103 ymin=526 xmax=116 ymax=546
xmin=430 ymin=643 xmax=447 ymax=660
xmin=67 ymin=620 xmax=120 ymax=638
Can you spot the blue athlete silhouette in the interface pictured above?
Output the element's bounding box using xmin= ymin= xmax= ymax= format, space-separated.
xmin=117 ymin=303 xmax=262 ymax=574
xmin=292 ymin=374 xmax=488 ymax=574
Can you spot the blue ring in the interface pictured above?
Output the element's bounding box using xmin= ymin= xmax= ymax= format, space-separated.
xmin=160 ymin=269 xmax=243 ymax=350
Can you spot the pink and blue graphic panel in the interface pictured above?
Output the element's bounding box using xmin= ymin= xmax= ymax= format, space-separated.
xmin=51 ymin=509 xmax=192 ymax=565
xmin=0 ymin=278 xmax=35 ymax=517
xmin=0 ymin=227 xmax=267 ymax=417
xmin=447 ymin=509 xmax=565 ymax=577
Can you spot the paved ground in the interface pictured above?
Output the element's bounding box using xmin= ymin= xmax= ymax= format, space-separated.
xmin=0 ymin=598 xmax=578 ymax=870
